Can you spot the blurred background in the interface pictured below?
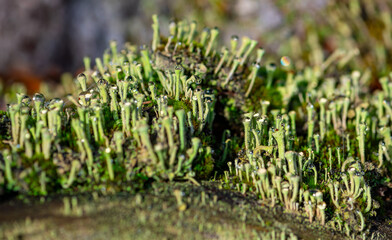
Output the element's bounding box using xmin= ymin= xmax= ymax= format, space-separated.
xmin=0 ymin=0 xmax=391 ymax=99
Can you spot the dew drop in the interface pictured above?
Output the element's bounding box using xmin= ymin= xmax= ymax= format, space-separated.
xmin=253 ymin=62 xmax=261 ymax=69
xmin=33 ymin=93 xmax=45 ymax=103
xmin=49 ymin=98 xmax=63 ymax=107
xmin=104 ymin=71 xmax=111 ymax=78
xmin=280 ymin=56 xmax=291 ymax=67
xmin=231 ymin=35 xmax=239 ymax=41
xmin=92 ymin=71 xmax=101 ymax=78
xmin=98 ymin=78 xmax=108 ymax=86
xmin=77 ymin=73 xmax=87 ymax=82
xmin=110 ymin=84 xmax=118 ymax=91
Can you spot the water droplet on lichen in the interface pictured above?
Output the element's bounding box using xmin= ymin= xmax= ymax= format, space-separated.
xmin=77 ymin=73 xmax=87 ymax=82
xmin=33 ymin=93 xmax=45 ymax=103
xmin=280 ymin=56 xmax=291 ymax=67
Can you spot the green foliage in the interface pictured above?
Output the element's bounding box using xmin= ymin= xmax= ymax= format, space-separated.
xmin=0 ymin=12 xmax=392 ymax=239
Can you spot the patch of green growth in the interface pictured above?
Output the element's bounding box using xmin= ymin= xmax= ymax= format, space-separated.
xmin=1 ymin=16 xmax=233 ymax=196
xmin=220 ymin=63 xmax=392 ymax=238
xmin=0 ymin=13 xmax=391 ymax=239
xmin=168 ymin=99 xmax=191 ymax=112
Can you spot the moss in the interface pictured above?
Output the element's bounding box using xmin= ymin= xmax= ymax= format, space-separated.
xmin=168 ymin=99 xmax=191 ymax=112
